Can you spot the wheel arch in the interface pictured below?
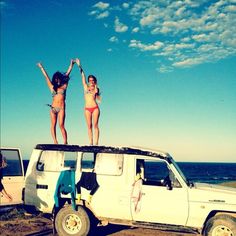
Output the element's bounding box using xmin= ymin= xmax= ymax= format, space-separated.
xmin=76 ymin=202 xmax=100 ymax=225
xmin=201 ymin=210 xmax=236 ymax=235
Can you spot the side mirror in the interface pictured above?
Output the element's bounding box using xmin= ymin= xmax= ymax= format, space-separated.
xmin=163 ymin=175 xmax=173 ymax=190
xmin=166 ymin=184 xmax=173 ymax=190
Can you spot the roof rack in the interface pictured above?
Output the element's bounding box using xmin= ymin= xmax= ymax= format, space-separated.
xmin=35 ymin=144 xmax=170 ymax=160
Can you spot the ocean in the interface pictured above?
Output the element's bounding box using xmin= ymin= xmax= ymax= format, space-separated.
xmin=22 ymin=160 xmax=236 ymax=184
xmin=178 ymin=162 xmax=236 ymax=184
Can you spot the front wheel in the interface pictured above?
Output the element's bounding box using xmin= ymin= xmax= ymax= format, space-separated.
xmin=203 ymin=214 xmax=236 ymax=236
xmin=55 ymin=206 xmax=90 ymax=236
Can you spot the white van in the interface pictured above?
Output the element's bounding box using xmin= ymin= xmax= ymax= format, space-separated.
xmin=24 ymin=144 xmax=236 ymax=236
xmin=0 ymin=147 xmax=25 ymax=207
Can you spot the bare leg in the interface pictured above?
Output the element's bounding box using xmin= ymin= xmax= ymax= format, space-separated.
xmin=58 ymin=109 xmax=68 ymax=144
xmin=84 ymin=110 xmax=93 ymax=145
xmin=50 ymin=110 xmax=58 ymax=144
xmin=93 ymin=108 xmax=100 ymax=145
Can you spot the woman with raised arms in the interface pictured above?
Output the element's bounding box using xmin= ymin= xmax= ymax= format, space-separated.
xmin=75 ymin=58 xmax=101 ymax=145
xmin=37 ymin=60 xmax=75 ymax=144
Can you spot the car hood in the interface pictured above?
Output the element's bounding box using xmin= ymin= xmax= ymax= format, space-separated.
xmin=188 ymin=182 xmax=236 ymax=205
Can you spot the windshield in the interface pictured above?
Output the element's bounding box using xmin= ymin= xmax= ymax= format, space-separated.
xmin=169 ymin=157 xmax=190 ymax=186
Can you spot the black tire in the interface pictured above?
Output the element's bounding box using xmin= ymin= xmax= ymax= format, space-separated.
xmin=203 ymin=214 xmax=236 ymax=236
xmin=55 ymin=206 xmax=90 ymax=236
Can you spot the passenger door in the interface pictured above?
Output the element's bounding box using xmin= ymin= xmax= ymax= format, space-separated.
xmin=81 ymin=152 xmax=132 ymax=220
xmin=131 ymin=158 xmax=189 ymax=226
xmin=24 ymin=150 xmax=78 ymax=212
xmin=0 ymin=148 xmax=25 ymax=206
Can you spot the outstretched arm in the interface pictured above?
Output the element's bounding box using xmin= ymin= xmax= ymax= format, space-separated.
xmin=75 ymin=58 xmax=87 ymax=88
xmin=37 ymin=62 xmax=53 ymax=90
xmin=65 ymin=59 xmax=75 ymax=76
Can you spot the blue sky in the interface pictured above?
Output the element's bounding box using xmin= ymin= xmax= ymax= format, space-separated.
xmin=1 ymin=0 xmax=236 ymax=162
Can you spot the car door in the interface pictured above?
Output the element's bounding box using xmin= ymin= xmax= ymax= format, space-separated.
xmin=0 ymin=148 xmax=25 ymax=206
xmin=25 ymin=150 xmax=78 ymax=212
xmin=79 ymin=152 xmax=132 ymax=220
xmin=131 ymin=158 xmax=189 ymax=226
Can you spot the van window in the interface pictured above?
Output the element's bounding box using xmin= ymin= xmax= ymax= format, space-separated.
xmin=37 ymin=151 xmax=78 ymax=172
xmin=95 ymin=153 xmax=123 ymax=176
xmin=64 ymin=152 xmax=77 ymax=169
xmin=136 ymin=159 xmax=181 ymax=188
xmin=0 ymin=149 xmax=23 ymax=176
xmin=37 ymin=151 xmax=64 ymax=172
xmin=81 ymin=152 xmax=96 ymax=169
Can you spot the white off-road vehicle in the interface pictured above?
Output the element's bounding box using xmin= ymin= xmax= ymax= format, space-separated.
xmin=24 ymin=144 xmax=236 ymax=236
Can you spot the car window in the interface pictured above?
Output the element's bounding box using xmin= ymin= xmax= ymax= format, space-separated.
xmin=81 ymin=152 xmax=96 ymax=170
xmin=136 ymin=159 xmax=181 ymax=188
xmin=0 ymin=149 xmax=23 ymax=176
xmin=64 ymin=152 xmax=77 ymax=169
xmin=37 ymin=151 xmax=64 ymax=172
xmin=95 ymin=153 xmax=123 ymax=176
xmin=37 ymin=151 xmax=78 ymax=172
xmin=81 ymin=152 xmax=124 ymax=175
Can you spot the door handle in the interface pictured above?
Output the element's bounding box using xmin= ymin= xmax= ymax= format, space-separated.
xmin=36 ymin=184 xmax=48 ymax=189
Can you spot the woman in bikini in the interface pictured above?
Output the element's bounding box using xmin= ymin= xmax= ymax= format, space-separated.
xmin=75 ymin=58 xmax=100 ymax=145
xmin=37 ymin=60 xmax=75 ymax=144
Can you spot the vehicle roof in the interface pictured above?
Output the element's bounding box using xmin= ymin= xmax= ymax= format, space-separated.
xmin=35 ymin=144 xmax=171 ymax=160
xmin=0 ymin=147 xmax=21 ymax=150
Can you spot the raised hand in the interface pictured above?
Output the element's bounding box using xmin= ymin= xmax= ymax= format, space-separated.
xmin=75 ymin=58 xmax=81 ymax=67
xmin=37 ymin=62 xmax=43 ymax=68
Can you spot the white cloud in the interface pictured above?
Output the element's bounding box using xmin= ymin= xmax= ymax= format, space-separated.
xmin=94 ymin=1 xmax=110 ymax=10
xmin=181 ymin=37 xmax=191 ymax=42
xmin=89 ymin=0 xmax=236 ymax=72
xmin=158 ymin=65 xmax=173 ymax=73
xmin=128 ymin=0 xmax=236 ymax=70
xmin=132 ymin=27 xmax=139 ymax=33
xmin=109 ymin=36 xmax=118 ymax=43
xmin=220 ymin=30 xmax=236 ymax=46
xmin=122 ymin=3 xmax=129 ymax=9
xmin=129 ymin=39 xmax=164 ymax=51
xmin=192 ymin=33 xmax=210 ymax=42
xmin=96 ymin=11 xmax=109 ymax=19
xmin=140 ymin=14 xmax=156 ymax=26
xmin=175 ymin=43 xmax=195 ymax=49
xmin=89 ymin=1 xmax=110 ymax=20
xmin=175 ymin=6 xmax=186 ymax=16
xmin=173 ymin=58 xmax=204 ymax=68
xmin=114 ymin=17 xmax=128 ymax=33
xmin=89 ymin=10 xmax=97 ymax=16
xmin=225 ymin=5 xmax=236 ymax=12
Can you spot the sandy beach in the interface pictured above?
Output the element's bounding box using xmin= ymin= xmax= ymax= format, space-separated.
xmin=0 ymin=181 xmax=235 ymax=236
xmin=0 ymin=210 xmax=200 ymax=236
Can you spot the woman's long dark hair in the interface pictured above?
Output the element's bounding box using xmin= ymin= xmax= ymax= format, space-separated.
xmin=88 ymin=75 xmax=100 ymax=97
xmin=52 ymin=71 xmax=69 ymax=91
